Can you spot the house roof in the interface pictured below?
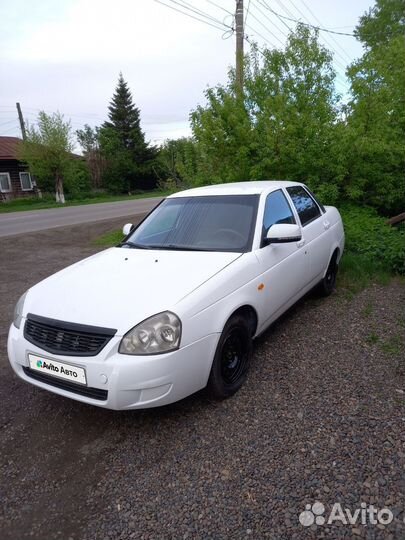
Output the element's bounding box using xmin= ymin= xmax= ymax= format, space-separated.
xmin=0 ymin=136 xmax=23 ymax=160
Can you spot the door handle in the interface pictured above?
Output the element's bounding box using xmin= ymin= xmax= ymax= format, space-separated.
xmin=323 ymin=220 xmax=330 ymax=230
xmin=297 ymin=239 xmax=306 ymax=248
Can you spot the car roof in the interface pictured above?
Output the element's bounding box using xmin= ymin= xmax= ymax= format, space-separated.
xmin=168 ymin=180 xmax=304 ymax=198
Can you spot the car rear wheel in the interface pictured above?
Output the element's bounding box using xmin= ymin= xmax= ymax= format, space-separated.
xmin=207 ymin=314 xmax=252 ymax=399
xmin=319 ymin=252 xmax=338 ymax=297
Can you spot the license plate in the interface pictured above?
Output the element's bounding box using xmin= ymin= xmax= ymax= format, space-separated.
xmin=28 ymin=354 xmax=87 ymax=385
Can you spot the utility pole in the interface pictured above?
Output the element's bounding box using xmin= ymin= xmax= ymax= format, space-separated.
xmin=235 ymin=0 xmax=244 ymax=95
xmin=16 ymin=102 xmax=27 ymax=140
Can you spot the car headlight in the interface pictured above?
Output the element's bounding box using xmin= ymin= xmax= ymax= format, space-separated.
xmin=119 ymin=311 xmax=181 ymax=355
xmin=13 ymin=291 xmax=28 ymax=329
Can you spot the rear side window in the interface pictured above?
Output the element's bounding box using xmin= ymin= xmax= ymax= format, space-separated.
xmin=262 ymin=189 xmax=296 ymax=241
xmin=287 ymin=186 xmax=321 ymax=226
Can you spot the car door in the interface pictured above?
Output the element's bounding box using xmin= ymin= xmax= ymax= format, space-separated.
xmin=285 ymin=185 xmax=330 ymax=283
xmin=254 ymin=189 xmax=308 ymax=328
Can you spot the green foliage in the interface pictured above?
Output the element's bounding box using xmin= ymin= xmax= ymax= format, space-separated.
xmin=189 ymin=25 xmax=343 ymax=191
xmin=19 ymin=111 xmax=76 ymax=202
xmin=64 ymin=159 xmax=91 ymax=197
xmin=94 ymin=229 xmax=125 ymax=247
xmin=345 ymin=0 xmax=405 ymax=214
xmin=99 ymin=73 xmax=158 ymax=193
xmin=157 ymin=137 xmax=199 ymax=187
xmin=76 ymin=124 xmax=100 ymax=154
xmin=191 ymin=86 xmax=253 ymax=184
xmin=341 ymin=205 xmax=405 ymax=274
xmin=180 ymin=6 xmax=404 ymax=216
xmin=338 ymin=252 xmax=391 ymax=294
xmin=76 ymin=124 xmax=105 ymax=189
xmin=0 ymin=190 xmax=171 ymax=213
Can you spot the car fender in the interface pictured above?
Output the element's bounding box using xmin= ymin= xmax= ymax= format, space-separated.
xmin=175 ymin=252 xmax=263 ymax=346
xmin=322 ymin=206 xmax=345 ymax=274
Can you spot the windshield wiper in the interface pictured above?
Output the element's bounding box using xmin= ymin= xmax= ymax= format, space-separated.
xmin=119 ymin=241 xmax=153 ymax=249
xmin=151 ymin=244 xmax=213 ymax=252
xmin=120 ymin=242 xmax=214 ymax=251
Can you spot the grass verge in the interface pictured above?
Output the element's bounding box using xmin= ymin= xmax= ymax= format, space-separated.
xmin=337 ymin=205 xmax=404 ymax=294
xmin=337 ymin=253 xmax=391 ymax=295
xmin=0 ymin=190 xmax=172 ymax=214
xmin=94 ymin=229 xmax=125 ymax=247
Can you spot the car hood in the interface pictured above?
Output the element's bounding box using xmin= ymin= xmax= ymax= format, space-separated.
xmin=24 ymin=247 xmax=241 ymax=335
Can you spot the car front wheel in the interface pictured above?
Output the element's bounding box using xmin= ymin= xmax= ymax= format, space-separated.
xmin=207 ymin=314 xmax=252 ymax=399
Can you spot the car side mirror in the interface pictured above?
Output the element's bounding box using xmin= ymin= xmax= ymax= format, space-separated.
xmin=122 ymin=223 xmax=134 ymax=236
xmin=264 ymin=223 xmax=302 ymax=245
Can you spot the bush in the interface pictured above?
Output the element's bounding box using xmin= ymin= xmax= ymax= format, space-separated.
xmin=64 ymin=160 xmax=91 ymax=198
xmin=341 ymin=205 xmax=405 ymax=274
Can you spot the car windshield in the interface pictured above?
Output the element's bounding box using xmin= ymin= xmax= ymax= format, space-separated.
xmin=123 ymin=195 xmax=259 ymax=252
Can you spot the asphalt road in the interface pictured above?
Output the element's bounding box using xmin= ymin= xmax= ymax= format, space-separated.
xmin=0 ymin=197 xmax=162 ymax=238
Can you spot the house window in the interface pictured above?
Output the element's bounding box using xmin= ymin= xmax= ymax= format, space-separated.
xmin=0 ymin=172 xmax=12 ymax=192
xmin=20 ymin=172 xmax=33 ymax=191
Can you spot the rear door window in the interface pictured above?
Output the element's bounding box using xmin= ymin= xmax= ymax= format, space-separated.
xmin=287 ymin=186 xmax=321 ymax=226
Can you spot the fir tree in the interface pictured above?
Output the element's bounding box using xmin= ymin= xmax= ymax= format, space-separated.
xmin=100 ymin=73 xmax=157 ymax=192
xmin=104 ymin=73 xmax=146 ymax=155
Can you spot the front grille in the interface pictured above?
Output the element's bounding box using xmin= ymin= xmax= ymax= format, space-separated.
xmin=23 ymin=367 xmax=108 ymax=401
xmin=24 ymin=313 xmax=117 ymax=357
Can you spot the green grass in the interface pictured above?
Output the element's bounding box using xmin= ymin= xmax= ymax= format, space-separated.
xmin=340 ymin=205 xmax=405 ymax=275
xmin=337 ymin=253 xmax=391 ymax=295
xmin=337 ymin=205 xmax=404 ymax=294
xmin=0 ymin=190 xmax=172 ymax=214
xmin=361 ymin=301 xmax=374 ymax=318
xmin=366 ymin=332 xmax=380 ymax=345
xmin=94 ymin=229 xmax=125 ymax=247
xmin=379 ymin=335 xmax=403 ymax=356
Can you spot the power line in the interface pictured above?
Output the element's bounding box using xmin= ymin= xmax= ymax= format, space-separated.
xmin=0 ymin=119 xmax=19 ymax=127
xmin=245 ymin=23 xmax=277 ymax=48
xmin=269 ymin=0 xmax=356 ymax=37
xmin=245 ymin=0 xmax=252 ymax=25
xmin=247 ymin=6 xmax=286 ymax=46
xmin=0 ymin=126 xmax=21 ymax=136
xmin=253 ymin=0 xmax=292 ymax=37
xmin=258 ymin=0 xmax=292 ymax=32
xmin=170 ymin=0 xmax=229 ymax=25
xmin=296 ymin=0 xmax=353 ymax=63
xmin=244 ymin=4 xmax=349 ymax=93
xmin=277 ymin=0 xmax=353 ymax=66
xmin=153 ymin=0 xmax=232 ymax=32
xmin=249 ymin=0 xmax=345 ymax=83
xmin=204 ymin=0 xmax=233 ymax=16
xmin=276 ymin=0 xmax=350 ymax=72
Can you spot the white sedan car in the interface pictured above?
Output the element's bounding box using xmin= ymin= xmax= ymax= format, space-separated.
xmin=8 ymin=181 xmax=344 ymax=410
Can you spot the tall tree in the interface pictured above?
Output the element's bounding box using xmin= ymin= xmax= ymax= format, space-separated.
xmin=99 ymin=74 xmax=157 ymax=192
xmin=345 ymin=0 xmax=405 ymax=213
xmin=76 ymin=124 xmax=105 ymax=188
xmin=157 ymin=137 xmax=198 ymax=187
xmin=191 ymin=25 xmax=341 ymax=200
xmin=19 ymin=111 xmax=75 ymax=203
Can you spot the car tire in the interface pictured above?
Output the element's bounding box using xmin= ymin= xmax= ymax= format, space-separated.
xmin=318 ymin=252 xmax=339 ymax=297
xmin=207 ymin=314 xmax=252 ymax=400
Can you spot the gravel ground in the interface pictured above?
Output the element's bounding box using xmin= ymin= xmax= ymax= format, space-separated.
xmin=0 ymin=221 xmax=404 ymax=540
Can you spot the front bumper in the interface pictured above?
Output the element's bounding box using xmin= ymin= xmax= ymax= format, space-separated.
xmin=7 ymin=323 xmax=219 ymax=410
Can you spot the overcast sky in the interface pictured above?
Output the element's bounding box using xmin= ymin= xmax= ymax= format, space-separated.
xmin=0 ymin=0 xmax=374 ymax=147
